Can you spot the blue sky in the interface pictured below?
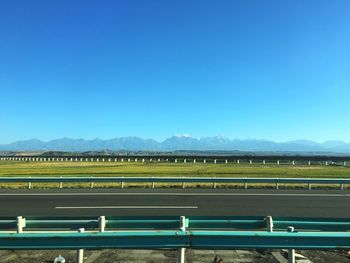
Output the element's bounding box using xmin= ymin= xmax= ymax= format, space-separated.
xmin=1 ymin=0 xmax=349 ymax=143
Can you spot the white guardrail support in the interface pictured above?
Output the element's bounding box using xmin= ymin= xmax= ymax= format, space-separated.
xmin=77 ymin=228 xmax=85 ymax=263
xmin=287 ymin=226 xmax=296 ymax=263
xmin=178 ymin=216 xmax=186 ymax=263
xmin=16 ymin=216 xmax=25 ymax=234
xmin=266 ymin=216 xmax=274 ymax=232
xmin=99 ymin=216 xmax=106 ymax=232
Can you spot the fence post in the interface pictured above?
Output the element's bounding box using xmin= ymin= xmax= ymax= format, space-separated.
xmin=287 ymin=226 xmax=295 ymax=263
xmin=77 ymin=228 xmax=85 ymax=263
xmin=17 ymin=216 xmax=26 ymax=234
xmin=177 ymin=216 xmax=186 ymax=263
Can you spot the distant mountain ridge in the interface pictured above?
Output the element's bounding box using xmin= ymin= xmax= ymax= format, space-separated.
xmin=0 ymin=136 xmax=350 ymax=153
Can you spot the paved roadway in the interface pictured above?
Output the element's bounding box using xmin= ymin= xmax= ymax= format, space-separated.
xmin=0 ymin=189 xmax=350 ymax=217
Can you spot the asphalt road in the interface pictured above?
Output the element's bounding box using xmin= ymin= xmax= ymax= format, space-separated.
xmin=1 ymin=188 xmax=350 ymax=218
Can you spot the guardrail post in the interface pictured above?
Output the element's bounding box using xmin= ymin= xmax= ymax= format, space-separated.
xmin=77 ymin=228 xmax=85 ymax=263
xmin=214 ymin=159 xmax=217 ymax=164
xmin=263 ymin=160 xmax=266 ymax=165
xmin=225 ymin=159 xmax=228 ymax=164
xmin=178 ymin=216 xmax=186 ymax=263
xmin=308 ymin=180 xmax=312 ymax=190
xmin=99 ymin=216 xmax=106 ymax=232
xmin=275 ymin=179 xmax=279 ymax=190
xmin=213 ymin=177 xmax=216 ymax=189
xmin=90 ymin=177 xmax=94 ymax=189
xmin=292 ymin=160 xmax=295 ymax=166
xmin=152 ymin=177 xmax=155 ymax=189
xmin=17 ymin=216 xmax=26 ymax=233
xmin=287 ymin=226 xmax=295 ymax=263
xmin=340 ymin=183 xmax=344 ymax=190
xmin=308 ymin=161 xmax=311 ymax=166
xmin=28 ymin=177 xmax=32 ymax=189
xmin=121 ymin=177 xmax=124 ymax=189
xmin=182 ymin=178 xmax=186 ymax=189
xmin=250 ymin=160 xmax=252 ymax=165
xmin=203 ymin=159 xmax=206 ymax=163
xmin=344 ymin=162 xmax=347 ymax=166
xmin=59 ymin=176 xmax=63 ymax=189
xmin=266 ymin=216 xmax=273 ymax=232
xmin=244 ymin=178 xmax=248 ymax=189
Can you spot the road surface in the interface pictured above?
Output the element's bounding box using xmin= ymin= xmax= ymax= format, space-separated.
xmin=0 ymin=188 xmax=349 ymax=217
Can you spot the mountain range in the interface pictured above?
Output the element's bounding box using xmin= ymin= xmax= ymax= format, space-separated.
xmin=0 ymin=136 xmax=350 ymax=154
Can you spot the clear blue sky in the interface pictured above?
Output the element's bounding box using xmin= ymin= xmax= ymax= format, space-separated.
xmin=1 ymin=0 xmax=349 ymax=143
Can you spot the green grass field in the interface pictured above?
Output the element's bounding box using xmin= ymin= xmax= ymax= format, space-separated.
xmin=0 ymin=161 xmax=349 ymax=178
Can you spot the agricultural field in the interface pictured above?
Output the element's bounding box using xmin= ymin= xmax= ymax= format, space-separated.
xmin=0 ymin=160 xmax=349 ymax=178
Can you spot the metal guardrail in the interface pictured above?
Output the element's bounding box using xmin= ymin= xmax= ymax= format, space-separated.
xmin=1 ymin=176 xmax=350 ymax=189
xmin=2 ymin=230 xmax=350 ymax=250
xmin=2 ymin=216 xmax=350 ymax=263
xmin=2 ymin=216 xmax=350 ymax=231
xmin=0 ymin=216 xmax=350 ymax=263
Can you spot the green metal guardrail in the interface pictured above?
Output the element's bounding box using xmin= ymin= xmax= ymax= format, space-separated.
xmin=2 ymin=216 xmax=350 ymax=231
xmin=1 ymin=176 xmax=350 ymax=189
xmin=2 ymin=215 xmax=350 ymax=263
xmin=1 ymin=230 xmax=350 ymax=250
